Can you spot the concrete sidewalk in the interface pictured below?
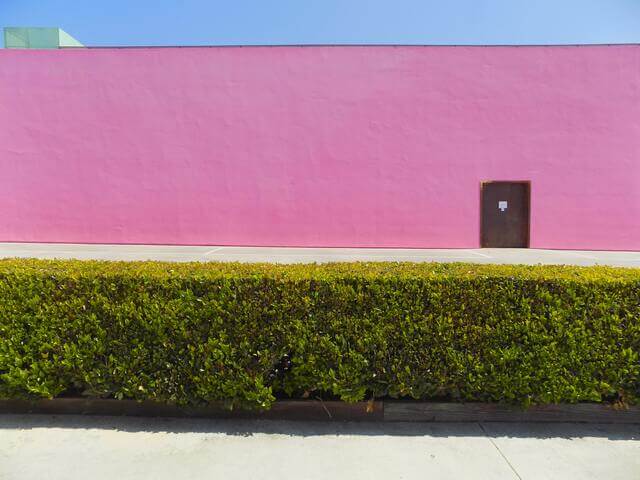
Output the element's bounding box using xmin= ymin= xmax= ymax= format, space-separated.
xmin=1 ymin=415 xmax=638 ymax=480
xmin=0 ymin=242 xmax=639 ymax=267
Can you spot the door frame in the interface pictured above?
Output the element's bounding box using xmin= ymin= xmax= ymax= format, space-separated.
xmin=479 ymin=180 xmax=531 ymax=248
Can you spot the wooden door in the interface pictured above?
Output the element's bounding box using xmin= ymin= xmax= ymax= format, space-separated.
xmin=481 ymin=182 xmax=530 ymax=248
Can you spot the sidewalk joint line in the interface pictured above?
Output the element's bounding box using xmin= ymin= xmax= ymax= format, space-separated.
xmin=203 ymin=247 xmax=225 ymax=255
xmin=567 ymin=252 xmax=598 ymax=259
xmin=468 ymin=250 xmax=492 ymax=258
xmin=478 ymin=422 xmax=523 ymax=480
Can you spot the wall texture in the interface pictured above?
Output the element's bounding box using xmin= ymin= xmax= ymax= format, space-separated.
xmin=0 ymin=46 xmax=638 ymax=249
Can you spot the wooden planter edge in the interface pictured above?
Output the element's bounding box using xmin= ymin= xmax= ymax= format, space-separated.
xmin=1 ymin=399 xmax=639 ymax=423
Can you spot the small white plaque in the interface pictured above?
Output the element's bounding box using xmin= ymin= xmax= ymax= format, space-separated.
xmin=498 ymin=201 xmax=508 ymax=212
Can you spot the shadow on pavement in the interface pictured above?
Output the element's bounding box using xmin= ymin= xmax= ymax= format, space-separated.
xmin=0 ymin=414 xmax=638 ymax=440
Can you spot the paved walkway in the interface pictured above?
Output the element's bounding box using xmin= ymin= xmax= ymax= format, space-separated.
xmin=0 ymin=242 xmax=638 ymax=267
xmin=0 ymin=415 xmax=638 ymax=480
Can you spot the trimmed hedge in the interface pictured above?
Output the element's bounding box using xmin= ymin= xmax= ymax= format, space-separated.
xmin=0 ymin=259 xmax=639 ymax=409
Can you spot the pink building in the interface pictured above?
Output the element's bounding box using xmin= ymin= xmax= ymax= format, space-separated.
xmin=0 ymin=45 xmax=638 ymax=250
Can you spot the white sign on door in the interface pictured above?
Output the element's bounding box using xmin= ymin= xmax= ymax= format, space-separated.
xmin=498 ymin=201 xmax=508 ymax=212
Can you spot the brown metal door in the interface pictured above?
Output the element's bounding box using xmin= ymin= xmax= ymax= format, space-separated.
xmin=481 ymin=182 xmax=530 ymax=248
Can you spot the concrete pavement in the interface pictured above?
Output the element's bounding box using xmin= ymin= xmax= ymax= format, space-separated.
xmin=0 ymin=242 xmax=639 ymax=267
xmin=0 ymin=415 xmax=638 ymax=479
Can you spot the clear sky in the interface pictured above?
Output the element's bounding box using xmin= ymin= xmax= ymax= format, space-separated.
xmin=2 ymin=0 xmax=640 ymax=47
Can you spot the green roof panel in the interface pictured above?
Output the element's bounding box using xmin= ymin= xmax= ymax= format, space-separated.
xmin=3 ymin=27 xmax=83 ymax=49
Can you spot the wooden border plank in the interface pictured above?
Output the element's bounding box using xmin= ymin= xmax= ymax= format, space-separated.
xmin=383 ymin=402 xmax=640 ymax=423
xmin=0 ymin=399 xmax=383 ymax=421
xmin=1 ymin=399 xmax=638 ymax=423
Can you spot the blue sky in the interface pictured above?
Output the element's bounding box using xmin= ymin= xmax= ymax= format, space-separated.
xmin=2 ymin=0 xmax=640 ymax=46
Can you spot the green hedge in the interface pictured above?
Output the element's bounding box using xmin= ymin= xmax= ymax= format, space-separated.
xmin=0 ymin=259 xmax=639 ymax=408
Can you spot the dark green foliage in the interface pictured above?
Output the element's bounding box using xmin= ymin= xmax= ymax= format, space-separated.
xmin=0 ymin=259 xmax=638 ymax=408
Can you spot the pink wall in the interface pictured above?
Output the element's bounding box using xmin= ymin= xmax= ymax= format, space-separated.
xmin=0 ymin=45 xmax=639 ymax=249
